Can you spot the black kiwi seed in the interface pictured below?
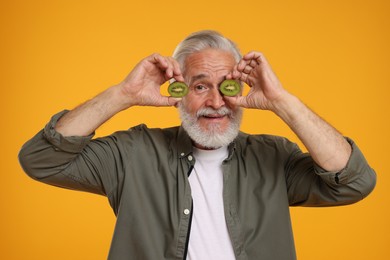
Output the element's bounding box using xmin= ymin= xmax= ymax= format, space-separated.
xmin=167 ymin=82 xmax=189 ymax=97
xmin=219 ymin=80 xmax=240 ymax=96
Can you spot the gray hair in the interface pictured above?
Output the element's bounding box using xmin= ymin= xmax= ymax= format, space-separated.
xmin=172 ymin=30 xmax=242 ymax=71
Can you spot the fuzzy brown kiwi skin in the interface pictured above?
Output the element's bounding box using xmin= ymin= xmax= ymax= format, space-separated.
xmin=168 ymin=82 xmax=189 ymax=97
xmin=219 ymin=80 xmax=241 ymax=96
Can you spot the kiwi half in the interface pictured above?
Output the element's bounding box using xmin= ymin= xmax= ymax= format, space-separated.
xmin=168 ymin=82 xmax=189 ymax=97
xmin=219 ymin=80 xmax=241 ymax=96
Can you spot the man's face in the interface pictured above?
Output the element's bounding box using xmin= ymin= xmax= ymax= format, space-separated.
xmin=179 ymin=48 xmax=243 ymax=149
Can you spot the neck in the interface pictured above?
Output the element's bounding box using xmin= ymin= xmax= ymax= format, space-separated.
xmin=192 ymin=141 xmax=221 ymax=150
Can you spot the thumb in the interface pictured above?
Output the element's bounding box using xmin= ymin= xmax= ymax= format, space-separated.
xmin=163 ymin=96 xmax=182 ymax=107
xmin=224 ymin=96 xmax=249 ymax=108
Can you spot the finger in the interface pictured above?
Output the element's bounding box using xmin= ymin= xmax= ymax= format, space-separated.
xmin=173 ymin=75 xmax=185 ymax=83
xmin=166 ymin=67 xmax=173 ymax=79
xmin=243 ymin=51 xmax=269 ymax=67
xmin=237 ymin=57 xmax=259 ymax=73
xmin=163 ymin=57 xmax=174 ymax=79
xmin=224 ymin=95 xmax=249 ymax=108
xmin=162 ymin=96 xmax=182 ymax=107
xmin=229 ymin=64 xmax=244 ymax=80
xmin=168 ymin=57 xmax=184 ymax=82
xmin=227 ymin=70 xmax=242 ymax=81
xmin=243 ymin=51 xmax=263 ymax=61
xmin=238 ymin=72 xmax=249 ymax=83
xmin=249 ymin=59 xmax=258 ymax=67
xmin=163 ymin=57 xmax=176 ymax=79
xmin=168 ymin=57 xmax=181 ymax=75
xmin=242 ymin=53 xmax=263 ymax=70
xmin=242 ymin=65 xmax=253 ymax=74
xmin=233 ymin=63 xmax=254 ymax=85
xmin=225 ymin=72 xmax=233 ymax=80
xmin=237 ymin=59 xmax=247 ymax=72
xmin=151 ymin=53 xmax=168 ymax=69
xmin=150 ymin=54 xmax=175 ymax=79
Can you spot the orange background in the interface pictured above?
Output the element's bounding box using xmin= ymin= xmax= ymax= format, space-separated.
xmin=2 ymin=0 xmax=389 ymax=259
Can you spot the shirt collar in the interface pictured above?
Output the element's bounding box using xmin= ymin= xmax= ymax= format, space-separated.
xmin=177 ymin=126 xmax=194 ymax=159
xmin=176 ymin=125 xmax=238 ymax=161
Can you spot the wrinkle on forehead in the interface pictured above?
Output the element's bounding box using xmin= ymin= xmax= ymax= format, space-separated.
xmin=183 ymin=49 xmax=236 ymax=84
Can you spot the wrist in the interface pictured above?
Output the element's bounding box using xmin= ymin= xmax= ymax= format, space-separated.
xmin=113 ymin=83 xmax=138 ymax=109
xmin=269 ymin=92 xmax=306 ymax=126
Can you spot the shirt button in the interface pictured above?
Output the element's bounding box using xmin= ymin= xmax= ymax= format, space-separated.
xmin=187 ymin=155 xmax=193 ymax=161
xmin=184 ymin=209 xmax=190 ymax=215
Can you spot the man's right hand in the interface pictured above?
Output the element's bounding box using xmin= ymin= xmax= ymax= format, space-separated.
xmin=118 ymin=53 xmax=185 ymax=108
xmin=55 ymin=54 xmax=184 ymax=137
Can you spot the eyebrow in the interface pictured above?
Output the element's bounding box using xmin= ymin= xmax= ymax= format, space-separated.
xmin=189 ymin=74 xmax=208 ymax=85
xmin=188 ymin=73 xmax=227 ymax=86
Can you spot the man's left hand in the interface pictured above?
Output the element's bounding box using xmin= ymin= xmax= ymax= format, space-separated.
xmin=225 ymin=51 xmax=289 ymax=111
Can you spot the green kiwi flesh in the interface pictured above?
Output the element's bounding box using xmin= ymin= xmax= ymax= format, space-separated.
xmin=220 ymin=80 xmax=240 ymax=96
xmin=168 ymin=82 xmax=189 ymax=97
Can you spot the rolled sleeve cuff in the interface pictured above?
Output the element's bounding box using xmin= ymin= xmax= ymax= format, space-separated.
xmin=313 ymin=137 xmax=376 ymax=198
xmin=43 ymin=110 xmax=94 ymax=153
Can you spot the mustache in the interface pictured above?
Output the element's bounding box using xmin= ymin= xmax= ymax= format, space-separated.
xmin=196 ymin=107 xmax=232 ymax=118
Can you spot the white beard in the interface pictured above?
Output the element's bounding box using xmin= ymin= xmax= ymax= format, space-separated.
xmin=178 ymin=104 xmax=243 ymax=149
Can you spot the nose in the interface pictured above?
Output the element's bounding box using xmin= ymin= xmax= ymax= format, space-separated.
xmin=205 ymin=88 xmax=225 ymax=109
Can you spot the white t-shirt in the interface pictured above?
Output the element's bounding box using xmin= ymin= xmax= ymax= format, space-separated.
xmin=187 ymin=146 xmax=236 ymax=260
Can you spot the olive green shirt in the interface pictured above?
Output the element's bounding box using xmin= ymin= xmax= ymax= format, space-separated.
xmin=19 ymin=111 xmax=376 ymax=260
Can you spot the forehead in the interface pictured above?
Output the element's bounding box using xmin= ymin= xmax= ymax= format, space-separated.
xmin=183 ymin=49 xmax=236 ymax=81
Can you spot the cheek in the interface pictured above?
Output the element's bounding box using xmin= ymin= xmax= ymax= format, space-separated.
xmin=182 ymin=96 xmax=203 ymax=114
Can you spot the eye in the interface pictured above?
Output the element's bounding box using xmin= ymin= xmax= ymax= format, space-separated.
xmin=193 ymin=84 xmax=208 ymax=93
xmin=195 ymin=85 xmax=206 ymax=90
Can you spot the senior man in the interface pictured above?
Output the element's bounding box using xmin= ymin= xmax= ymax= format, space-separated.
xmin=19 ymin=30 xmax=376 ymax=260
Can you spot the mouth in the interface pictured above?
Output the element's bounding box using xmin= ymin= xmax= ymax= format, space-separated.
xmin=201 ymin=114 xmax=227 ymax=120
xmin=197 ymin=107 xmax=231 ymax=118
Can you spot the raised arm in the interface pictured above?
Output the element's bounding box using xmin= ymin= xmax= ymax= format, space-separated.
xmin=18 ymin=53 xmax=184 ymax=196
xmin=226 ymin=51 xmax=351 ymax=172
xmin=55 ymin=53 xmax=184 ymax=137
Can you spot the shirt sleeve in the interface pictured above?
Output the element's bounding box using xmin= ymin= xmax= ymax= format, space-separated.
xmin=18 ymin=110 xmax=125 ymax=197
xmin=286 ymin=137 xmax=376 ymax=206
